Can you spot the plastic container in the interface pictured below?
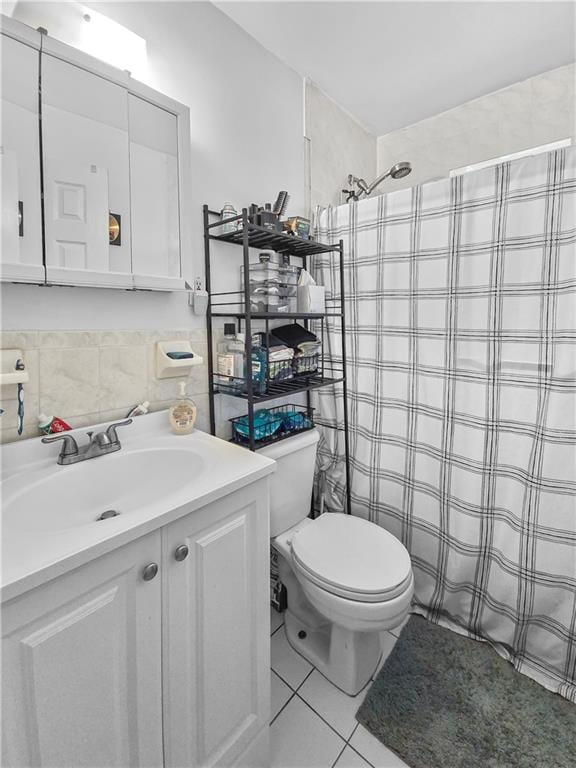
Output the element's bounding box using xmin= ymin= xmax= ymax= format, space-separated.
xmin=219 ymin=203 xmax=238 ymax=235
xmin=242 ymin=253 xmax=280 ymax=313
xmin=230 ymin=404 xmax=315 ymax=446
xmin=38 ymin=414 xmax=72 ymax=434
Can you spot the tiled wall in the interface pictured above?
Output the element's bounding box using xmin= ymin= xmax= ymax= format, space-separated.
xmin=0 ymin=330 xmax=209 ymax=443
xmin=375 ymin=64 xmax=576 ymax=193
xmin=306 ymin=81 xmax=377 ymax=211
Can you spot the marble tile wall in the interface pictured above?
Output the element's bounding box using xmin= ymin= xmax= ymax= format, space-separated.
xmin=375 ymin=64 xmax=576 ymax=193
xmin=305 ymin=81 xmax=377 ymax=212
xmin=0 ymin=330 xmax=209 ymax=443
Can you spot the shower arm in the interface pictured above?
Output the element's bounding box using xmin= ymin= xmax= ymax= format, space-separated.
xmin=348 ymin=170 xmax=393 ymax=198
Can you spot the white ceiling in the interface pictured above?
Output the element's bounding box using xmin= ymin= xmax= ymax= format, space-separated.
xmin=216 ymin=1 xmax=576 ymax=135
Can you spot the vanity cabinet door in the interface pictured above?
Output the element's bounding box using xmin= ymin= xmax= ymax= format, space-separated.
xmin=162 ymin=481 xmax=271 ymax=768
xmin=0 ymin=34 xmax=44 ymax=283
xmin=1 ymin=531 xmax=163 ymax=768
xmin=129 ymin=95 xmax=184 ymax=290
xmin=41 ymin=53 xmax=133 ymax=288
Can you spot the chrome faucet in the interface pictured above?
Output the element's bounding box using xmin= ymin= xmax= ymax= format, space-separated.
xmin=42 ymin=419 xmax=133 ymax=465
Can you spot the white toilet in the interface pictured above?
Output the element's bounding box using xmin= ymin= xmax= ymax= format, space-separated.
xmin=262 ymin=429 xmax=414 ymax=696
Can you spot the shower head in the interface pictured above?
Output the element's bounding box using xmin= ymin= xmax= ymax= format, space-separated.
xmin=389 ymin=161 xmax=412 ymax=180
xmin=346 ymin=161 xmax=413 ymax=199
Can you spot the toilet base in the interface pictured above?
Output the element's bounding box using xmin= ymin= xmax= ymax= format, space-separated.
xmin=284 ymin=609 xmax=381 ymax=696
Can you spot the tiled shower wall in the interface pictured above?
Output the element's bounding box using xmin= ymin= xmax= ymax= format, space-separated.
xmin=0 ymin=330 xmax=209 ymax=443
xmin=376 ymin=63 xmax=576 ymax=193
xmin=305 ymin=81 xmax=377 ymax=211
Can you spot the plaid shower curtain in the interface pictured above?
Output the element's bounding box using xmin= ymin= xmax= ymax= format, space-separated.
xmin=313 ymin=147 xmax=576 ymax=702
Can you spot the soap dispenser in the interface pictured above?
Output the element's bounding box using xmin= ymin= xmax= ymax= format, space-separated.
xmin=169 ymin=381 xmax=197 ymax=435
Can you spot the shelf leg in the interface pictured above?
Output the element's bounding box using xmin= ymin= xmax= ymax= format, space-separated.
xmin=339 ymin=238 xmax=352 ymax=515
xmin=241 ymin=209 xmax=256 ymax=452
xmin=204 ymin=204 xmax=216 ymax=436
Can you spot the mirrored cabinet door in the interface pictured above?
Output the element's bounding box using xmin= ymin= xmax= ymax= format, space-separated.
xmin=0 ymin=34 xmax=44 ymax=283
xmin=129 ymin=94 xmax=184 ymax=290
xmin=41 ymin=53 xmax=133 ymax=288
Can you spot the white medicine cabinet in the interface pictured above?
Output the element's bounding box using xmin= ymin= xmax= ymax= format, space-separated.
xmin=0 ymin=27 xmax=44 ymax=283
xmin=0 ymin=16 xmax=191 ymax=291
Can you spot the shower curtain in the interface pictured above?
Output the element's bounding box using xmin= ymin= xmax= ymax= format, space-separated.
xmin=313 ymin=147 xmax=576 ymax=702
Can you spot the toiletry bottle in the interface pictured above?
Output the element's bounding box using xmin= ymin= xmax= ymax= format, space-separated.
xmin=38 ymin=413 xmax=72 ymax=434
xmin=220 ymin=203 xmax=238 ymax=234
xmin=217 ymin=324 xmax=244 ymax=392
xmin=244 ymin=334 xmax=268 ymax=395
xmin=169 ymin=381 xmax=197 ymax=435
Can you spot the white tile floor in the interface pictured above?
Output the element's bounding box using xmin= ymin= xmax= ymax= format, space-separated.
xmin=270 ymin=609 xmax=410 ymax=768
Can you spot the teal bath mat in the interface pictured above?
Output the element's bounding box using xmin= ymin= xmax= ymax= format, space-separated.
xmin=356 ymin=615 xmax=576 ymax=768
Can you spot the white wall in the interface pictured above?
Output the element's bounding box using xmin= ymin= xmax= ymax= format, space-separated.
xmin=376 ymin=63 xmax=576 ymax=193
xmin=305 ymin=81 xmax=376 ymax=210
xmin=3 ymin=0 xmax=305 ymax=331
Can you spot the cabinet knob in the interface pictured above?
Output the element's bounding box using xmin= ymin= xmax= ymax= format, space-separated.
xmin=142 ymin=562 xmax=159 ymax=581
xmin=174 ymin=544 xmax=189 ymax=562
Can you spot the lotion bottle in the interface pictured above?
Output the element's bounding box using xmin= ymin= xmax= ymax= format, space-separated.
xmin=169 ymin=381 xmax=197 ymax=435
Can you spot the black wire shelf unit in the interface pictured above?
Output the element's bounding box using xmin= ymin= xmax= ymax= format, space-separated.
xmin=203 ymin=205 xmax=351 ymax=515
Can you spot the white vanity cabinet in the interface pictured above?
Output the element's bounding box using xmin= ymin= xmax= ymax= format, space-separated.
xmin=0 ymin=30 xmax=44 ymax=283
xmin=1 ymin=480 xmax=270 ymax=768
xmin=1 ymin=530 xmax=164 ymax=768
xmin=162 ymin=483 xmax=270 ymax=768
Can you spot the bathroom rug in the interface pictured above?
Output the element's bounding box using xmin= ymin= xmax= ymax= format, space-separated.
xmin=356 ymin=615 xmax=576 ymax=768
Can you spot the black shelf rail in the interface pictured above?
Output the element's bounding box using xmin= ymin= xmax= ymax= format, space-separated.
xmin=206 ymin=211 xmax=337 ymax=256
xmin=210 ymin=311 xmax=344 ymax=320
xmin=203 ymin=204 xmax=352 ymax=515
xmin=214 ymin=374 xmax=345 ymax=403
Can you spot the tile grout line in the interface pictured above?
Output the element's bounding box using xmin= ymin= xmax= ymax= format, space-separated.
xmin=269 ymin=688 xmax=296 ymax=727
xmin=330 ymin=742 xmax=348 ymax=768
xmin=344 ymin=723 xmax=377 ymax=768
xmin=346 ymin=742 xmax=377 ymax=768
xmin=295 ymin=666 xmax=316 ymax=692
xmin=271 ymin=663 xmax=312 ymax=694
xmin=270 ymin=618 xmax=285 ymax=638
xmin=293 ymin=691 xmax=350 ymax=746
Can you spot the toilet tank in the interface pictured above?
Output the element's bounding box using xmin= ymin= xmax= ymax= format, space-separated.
xmin=260 ymin=429 xmax=320 ymax=537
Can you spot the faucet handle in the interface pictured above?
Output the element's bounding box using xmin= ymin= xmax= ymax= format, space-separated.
xmin=41 ymin=433 xmax=79 ymax=457
xmin=105 ymin=418 xmax=133 ymax=445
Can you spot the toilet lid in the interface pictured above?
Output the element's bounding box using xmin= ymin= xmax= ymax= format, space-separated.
xmin=291 ymin=514 xmax=412 ymax=601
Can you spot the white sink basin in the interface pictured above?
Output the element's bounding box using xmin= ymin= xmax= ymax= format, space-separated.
xmin=2 ymin=447 xmax=205 ymax=535
xmin=1 ymin=412 xmax=275 ymax=602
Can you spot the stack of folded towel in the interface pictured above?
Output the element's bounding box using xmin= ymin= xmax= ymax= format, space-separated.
xmin=255 ymin=324 xmax=322 ymax=377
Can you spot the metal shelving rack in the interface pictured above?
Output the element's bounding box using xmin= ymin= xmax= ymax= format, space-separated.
xmin=203 ymin=205 xmax=351 ymax=515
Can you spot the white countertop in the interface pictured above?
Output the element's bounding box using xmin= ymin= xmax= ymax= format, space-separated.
xmin=0 ymin=412 xmax=275 ymax=603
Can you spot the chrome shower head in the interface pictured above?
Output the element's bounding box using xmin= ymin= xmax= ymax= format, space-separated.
xmin=345 ymin=161 xmax=413 ymax=199
xmin=389 ymin=162 xmax=412 ymax=179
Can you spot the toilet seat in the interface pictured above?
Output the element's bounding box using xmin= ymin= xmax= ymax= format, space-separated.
xmin=291 ymin=513 xmax=412 ymax=603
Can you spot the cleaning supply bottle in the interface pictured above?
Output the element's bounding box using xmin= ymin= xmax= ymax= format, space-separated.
xmin=38 ymin=413 xmax=72 ymax=434
xmin=169 ymin=381 xmax=197 ymax=435
xmin=217 ymin=324 xmax=244 ymax=393
xmin=244 ymin=334 xmax=268 ymax=395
